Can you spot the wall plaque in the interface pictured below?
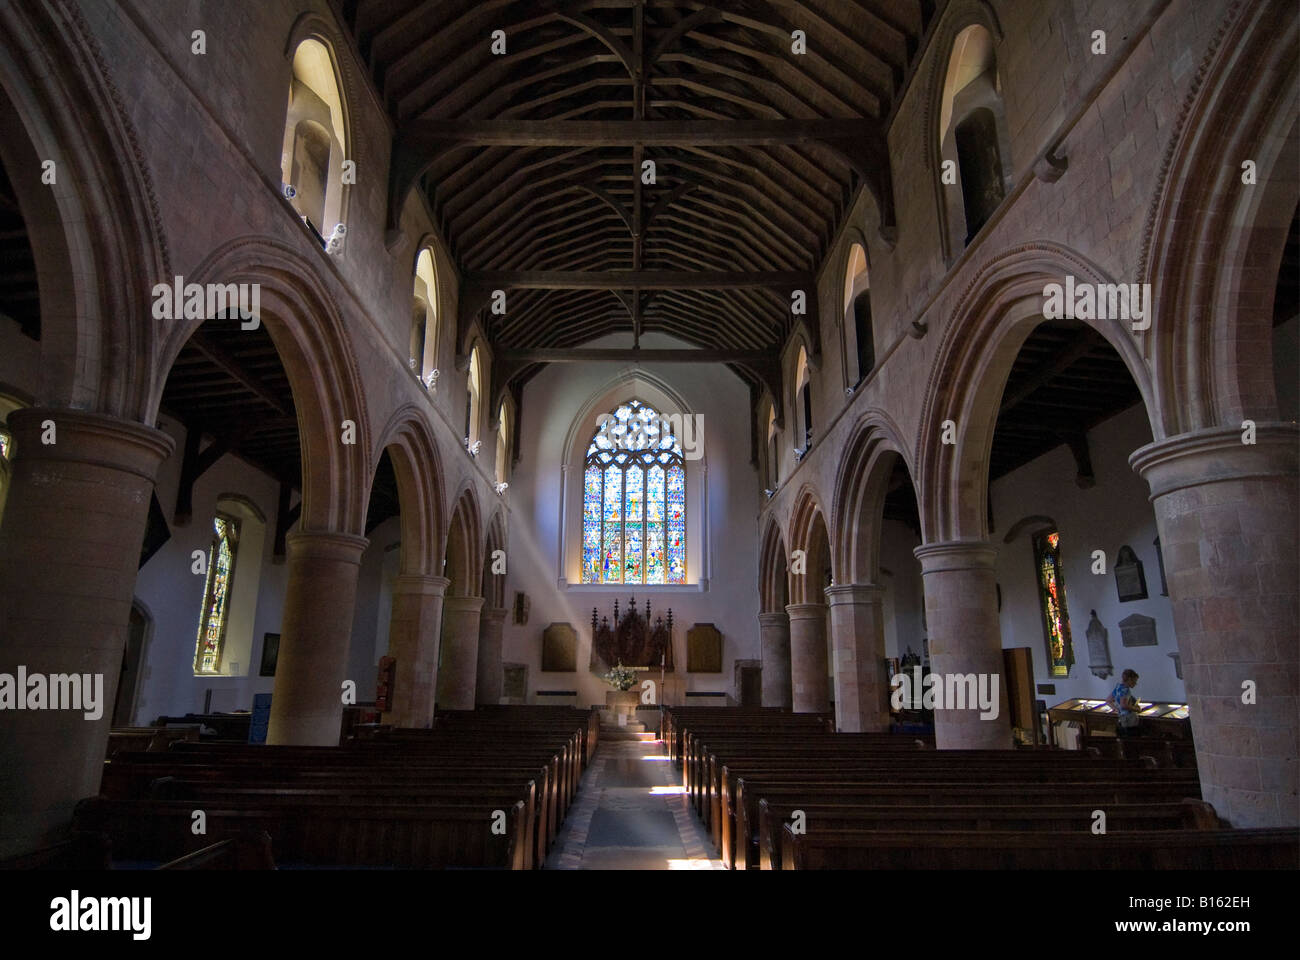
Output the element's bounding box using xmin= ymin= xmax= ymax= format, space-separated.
xmin=542 ymin=622 xmax=577 ymax=672
xmin=687 ymin=623 xmax=723 ymax=673
xmin=1084 ymin=610 xmax=1113 ymax=679
xmin=502 ymin=663 xmax=528 ymax=701
xmin=1119 ymin=613 xmax=1158 ymax=648
xmin=1114 ymin=545 xmax=1148 ymax=602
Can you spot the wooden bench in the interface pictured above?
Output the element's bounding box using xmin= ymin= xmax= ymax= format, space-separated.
xmin=729 ymin=771 xmax=1203 ymax=870
xmin=712 ymin=756 xmax=1195 ymax=860
xmin=157 ymin=832 xmax=276 ymax=870
xmin=756 ymin=798 xmax=1220 ymax=869
xmin=76 ymin=797 xmax=529 ymax=870
xmin=779 ymin=824 xmax=1300 ymax=869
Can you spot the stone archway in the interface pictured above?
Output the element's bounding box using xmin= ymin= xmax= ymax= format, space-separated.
xmin=1132 ymin=0 xmax=1299 ymax=827
xmin=827 ymin=412 xmax=916 ymax=731
xmin=757 ymin=518 xmax=791 ymax=708
xmin=371 ymin=406 xmax=448 ymax=727
xmin=438 ymin=487 xmax=484 ymax=710
xmin=787 ymin=486 xmax=832 ymax=714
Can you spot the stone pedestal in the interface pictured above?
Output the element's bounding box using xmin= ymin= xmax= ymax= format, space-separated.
xmin=758 ymin=611 xmax=792 ymax=708
xmin=605 ymin=688 xmax=639 ymax=726
xmin=0 ymin=409 xmax=173 ymax=856
xmin=913 ymin=541 xmax=1012 ymax=750
xmin=268 ymin=530 xmax=368 ymax=745
xmin=476 ymin=607 xmax=507 ymax=705
xmin=436 ymin=596 xmax=484 ymax=710
xmin=1131 ymin=424 xmax=1299 ymax=827
xmin=786 ymin=602 xmax=829 ymax=714
xmin=826 ymin=583 xmax=889 ymax=732
xmin=384 ymin=574 xmax=448 ymax=727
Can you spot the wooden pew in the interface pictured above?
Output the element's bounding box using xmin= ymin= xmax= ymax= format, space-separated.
xmin=1085 ymin=735 xmax=1198 ymax=769
xmin=729 ymin=771 xmax=1203 ymax=870
xmin=0 ymin=831 xmax=112 ymax=870
xmin=158 ymin=832 xmax=276 ymax=870
xmin=76 ymin=797 xmax=529 ymax=870
xmin=713 ymin=755 xmax=1196 ymax=862
xmin=756 ymin=798 xmax=1220 ymax=869
xmin=779 ymin=824 xmax=1300 ymax=869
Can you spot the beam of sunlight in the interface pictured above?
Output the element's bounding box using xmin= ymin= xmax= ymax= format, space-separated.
xmin=641 ymin=755 xmax=672 ymax=761
xmin=649 ymin=785 xmax=687 ymax=794
xmin=667 ymin=858 xmax=721 ymax=870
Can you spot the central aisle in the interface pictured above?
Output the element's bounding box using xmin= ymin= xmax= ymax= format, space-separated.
xmin=546 ymin=732 xmax=724 ymax=870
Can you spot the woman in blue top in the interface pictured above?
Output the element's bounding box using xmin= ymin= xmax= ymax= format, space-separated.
xmin=1108 ymin=669 xmax=1141 ymax=738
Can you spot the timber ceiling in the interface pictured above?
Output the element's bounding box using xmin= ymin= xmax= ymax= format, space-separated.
xmin=341 ymin=0 xmax=937 ymax=392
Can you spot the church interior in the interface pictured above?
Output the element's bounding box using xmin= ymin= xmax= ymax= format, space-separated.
xmin=0 ymin=0 xmax=1297 ymax=877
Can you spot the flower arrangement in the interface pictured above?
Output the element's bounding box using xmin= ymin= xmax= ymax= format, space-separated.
xmin=603 ymin=662 xmax=637 ymax=692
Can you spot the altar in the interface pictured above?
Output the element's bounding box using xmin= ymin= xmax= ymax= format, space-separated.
xmin=590 ymin=597 xmax=683 ymax=704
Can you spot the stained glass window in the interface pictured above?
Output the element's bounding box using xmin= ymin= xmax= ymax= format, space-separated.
xmin=583 ymin=400 xmax=686 ymax=584
xmin=194 ymin=513 xmax=240 ymax=674
xmin=1033 ymin=529 xmax=1074 ymax=678
xmin=0 ymin=429 xmax=10 ymax=460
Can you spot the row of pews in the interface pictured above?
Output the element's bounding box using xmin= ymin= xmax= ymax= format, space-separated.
xmin=10 ymin=705 xmax=598 ymax=870
xmin=665 ymin=706 xmax=1299 ymax=870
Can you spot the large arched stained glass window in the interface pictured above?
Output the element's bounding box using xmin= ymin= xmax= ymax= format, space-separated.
xmin=194 ymin=513 xmax=240 ymax=674
xmin=583 ymin=401 xmax=685 ymax=584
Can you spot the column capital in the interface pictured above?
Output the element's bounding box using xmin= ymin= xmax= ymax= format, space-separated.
xmin=913 ymin=540 xmax=997 ymax=573
xmin=285 ymin=529 xmax=369 ymax=564
xmin=394 ymin=574 xmax=451 ymax=596
xmin=824 ymin=583 xmax=884 ymax=604
xmin=758 ymin=610 xmax=790 ymax=625
xmin=8 ymin=407 xmax=174 ymax=479
xmin=785 ymin=601 xmax=827 ymax=620
xmin=479 ymin=606 xmax=508 ymax=624
xmin=444 ymin=595 xmax=486 ymax=614
xmin=1130 ymin=423 xmax=1299 ymax=498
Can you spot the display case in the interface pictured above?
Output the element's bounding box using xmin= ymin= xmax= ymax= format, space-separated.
xmin=1046 ymin=697 xmax=1191 ymax=742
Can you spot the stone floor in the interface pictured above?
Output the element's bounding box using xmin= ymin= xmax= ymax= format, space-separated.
xmin=545 ymin=733 xmax=724 ymax=870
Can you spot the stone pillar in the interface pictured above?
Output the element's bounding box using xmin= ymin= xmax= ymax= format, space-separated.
xmin=0 ymin=409 xmax=173 ymax=856
xmin=1131 ymin=424 xmax=1299 ymax=827
xmin=826 ymin=583 xmax=890 ymax=732
xmin=268 ymin=530 xmax=368 ymax=745
xmin=758 ymin=611 xmax=792 ymax=708
xmin=913 ymin=542 xmax=1012 ymax=749
xmin=786 ymin=602 xmax=829 ymax=713
xmin=384 ymin=574 xmax=448 ymax=728
xmin=476 ymin=606 xmax=507 ymax=705
xmin=437 ymin=596 xmax=485 ymax=710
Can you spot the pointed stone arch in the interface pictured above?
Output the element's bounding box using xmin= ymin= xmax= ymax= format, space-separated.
xmin=915 ymin=242 xmax=1156 ymax=544
xmin=372 ymin=405 xmax=446 ymax=577
xmin=758 ymin=517 xmax=789 ymax=614
xmin=151 ymin=238 xmax=371 ymax=537
xmin=445 ymin=485 xmax=484 ymax=598
xmin=0 ymin=0 xmax=170 ymax=420
xmin=831 ymin=409 xmax=915 ymax=585
xmin=787 ymin=483 xmax=831 ymax=604
xmin=1140 ymin=0 xmax=1299 ymax=434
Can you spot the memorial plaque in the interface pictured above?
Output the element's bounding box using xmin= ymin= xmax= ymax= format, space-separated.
xmin=1084 ymin=610 xmax=1113 ymax=679
xmin=542 ymin=622 xmax=577 ymax=672
xmin=1114 ymin=545 xmax=1148 ymax=602
xmin=687 ymin=623 xmax=723 ymax=673
xmin=502 ymin=663 xmax=527 ymax=700
xmin=1119 ymin=613 xmax=1158 ymax=648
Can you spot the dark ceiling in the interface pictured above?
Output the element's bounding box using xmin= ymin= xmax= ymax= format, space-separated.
xmin=0 ymin=155 xmax=38 ymax=340
xmin=340 ymin=0 xmax=934 ymax=391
